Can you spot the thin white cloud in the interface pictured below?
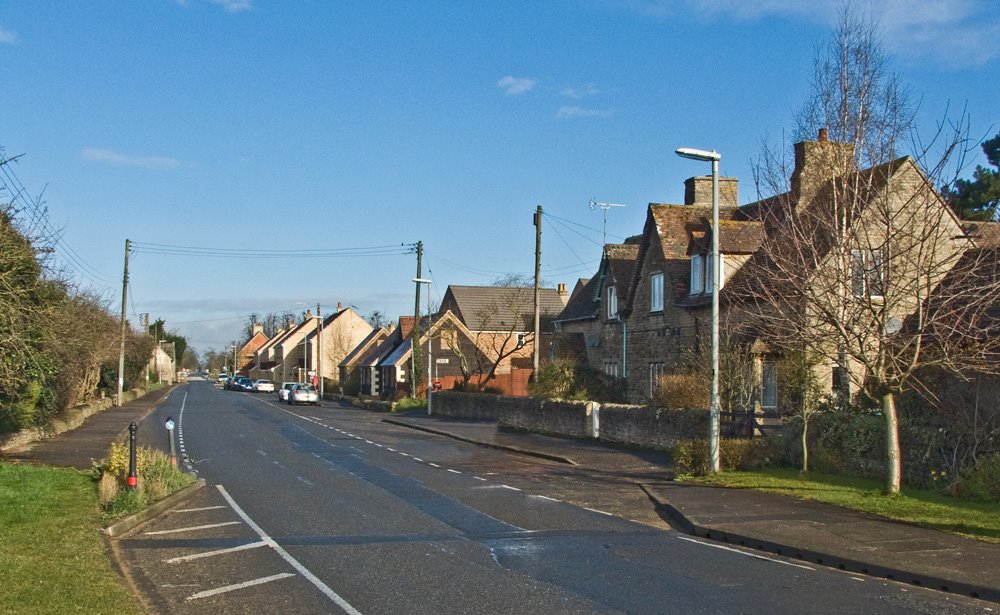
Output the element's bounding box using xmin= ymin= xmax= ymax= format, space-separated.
xmin=620 ymin=0 xmax=1000 ymax=67
xmin=82 ymin=148 xmax=180 ymax=170
xmin=556 ymin=106 xmax=614 ymax=119
xmin=497 ymin=76 xmax=537 ymax=96
xmin=560 ymin=84 xmax=599 ymax=99
xmin=208 ymin=0 xmax=253 ymax=12
xmin=0 ymin=25 xmax=19 ymax=44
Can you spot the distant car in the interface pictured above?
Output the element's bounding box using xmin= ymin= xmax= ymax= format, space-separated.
xmin=288 ymin=383 xmax=319 ymax=406
xmin=216 ymin=373 xmax=228 ymax=384
xmin=253 ymin=379 xmax=275 ymax=393
xmin=277 ymin=382 xmax=297 ymax=402
xmin=238 ymin=377 xmax=255 ymax=391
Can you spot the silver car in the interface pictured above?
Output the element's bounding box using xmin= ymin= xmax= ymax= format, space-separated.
xmin=288 ymin=383 xmax=319 ymax=406
xmin=277 ymin=382 xmax=297 ymax=402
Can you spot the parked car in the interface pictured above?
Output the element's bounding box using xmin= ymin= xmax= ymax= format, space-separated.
xmin=278 ymin=382 xmax=297 ymax=402
xmin=253 ymin=379 xmax=275 ymax=393
xmin=238 ymin=377 xmax=255 ymax=391
xmin=288 ymin=383 xmax=319 ymax=406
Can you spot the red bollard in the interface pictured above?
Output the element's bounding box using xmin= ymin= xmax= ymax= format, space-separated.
xmin=127 ymin=421 xmax=138 ymax=490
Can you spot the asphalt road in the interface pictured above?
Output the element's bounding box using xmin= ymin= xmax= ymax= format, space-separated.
xmin=117 ymin=380 xmax=993 ymax=614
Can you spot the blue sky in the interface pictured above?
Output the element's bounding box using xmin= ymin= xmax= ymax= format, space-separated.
xmin=2 ymin=0 xmax=998 ymax=355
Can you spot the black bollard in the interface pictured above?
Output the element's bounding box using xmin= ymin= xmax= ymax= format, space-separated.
xmin=127 ymin=421 xmax=138 ymax=491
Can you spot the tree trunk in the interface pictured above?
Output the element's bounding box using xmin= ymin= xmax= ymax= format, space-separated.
xmin=801 ymin=417 xmax=810 ymax=475
xmin=882 ymin=391 xmax=901 ymax=494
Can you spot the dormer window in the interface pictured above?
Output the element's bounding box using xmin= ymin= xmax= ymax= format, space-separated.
xmin=690 ymin=253 xmax=724 ymax=295
xmin=607 ymin=286 xmax=618 ymax=319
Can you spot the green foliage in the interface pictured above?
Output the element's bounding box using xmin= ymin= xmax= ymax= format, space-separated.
xmin=673 ymin=438 xmax=777 ymax=476
xmin=528 ymin=358 xmax=625 ymax=402
xmin=92 ymin=442 xmax=195 ymax=520
xmin=944 ymin=132 xmax=1000 ymax=221
xmin=953 ymin=453 xmax=1000 ymax=502
xmin=393 ymin=397 xmax=427 ymax=412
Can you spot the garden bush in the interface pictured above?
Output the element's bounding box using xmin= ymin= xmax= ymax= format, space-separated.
xmin=673 ymin=438 xmax=777 ymax=476
xmin=652 ymin=373 xmax=708 ymax=410
xmin=952 ymin=452 xmax=1000 ymax=502
xmin=92 ymin=442 xmax=195 ymax=519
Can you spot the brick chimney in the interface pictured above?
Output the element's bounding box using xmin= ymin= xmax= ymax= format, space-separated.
xmin=790 ymin=128 xmax=855 ymax=207
xmin=557 ymin=283 xmax=568 ymax=296
xmin=252 ymin=323 xmax=263 ymax=336
xmin=336 ymin=302 xmax=343 ymax=312
xmin=684 ymin=176 xmax=739 ymax=208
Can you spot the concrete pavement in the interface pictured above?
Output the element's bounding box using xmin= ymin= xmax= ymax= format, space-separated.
xmin=384 ymin=410 xmax=1000 ymax=604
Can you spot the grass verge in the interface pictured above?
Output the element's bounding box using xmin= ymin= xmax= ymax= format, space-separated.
xmin=0 ymin=462 xmax=143 ymax=615
xmin=684 ymin=467 xmax=1000 ymax=543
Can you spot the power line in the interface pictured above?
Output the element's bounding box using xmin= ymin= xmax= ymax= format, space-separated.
xmin=130 ymin=241 xmax=417 ymax=259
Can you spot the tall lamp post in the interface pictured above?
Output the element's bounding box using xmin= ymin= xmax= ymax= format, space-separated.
xmin=675 ymin=146 xmax=721 ymax=474
xmin=413 ymin=278 xmax=433 ymax=415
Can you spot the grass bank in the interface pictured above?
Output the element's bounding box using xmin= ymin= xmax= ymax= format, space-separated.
xmin=0 ymin=462 xmax=142 ymax=615
xmin=685 ymin=467 xmax=1000 ymax=543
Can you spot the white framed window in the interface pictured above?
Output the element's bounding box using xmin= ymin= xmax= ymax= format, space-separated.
xmin=650 ymin=273 xmax=664 ymax=311
xmin=851 ymin=249 xmax=886 ymax=298
xmin=603 ymin=361 xmax=619 ymax=377
xmin=607 ymin=286 xmax=618 ymax=319
xmin=649 ymin=362 xmax=666 ymax=397
xmin=761 ymin=360 xmax=777 ymax=409
xmin=689 ymin=255 xmax=704 ymax=294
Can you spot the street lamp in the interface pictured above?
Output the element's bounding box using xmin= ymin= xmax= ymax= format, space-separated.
xmin=675 ymin=146 xmax=721 ymax=474
xmin=413 ymin=278 xmax=433 ymax=416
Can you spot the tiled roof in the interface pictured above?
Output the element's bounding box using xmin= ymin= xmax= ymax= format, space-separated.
xmin=556 ymin=276 xmax=599 ymax=322
xmin=339 ymin=327 xmax=389 ymax=367
xmin=443 ymin=285 xmax=567 ymax=332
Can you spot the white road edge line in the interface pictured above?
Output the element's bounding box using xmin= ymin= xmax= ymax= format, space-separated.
xmin=675 ymin=535 xmax=816 ymax=570
xmin=185 ymin=572 xmax=296 ymax=601
xmin=145 ymin=521 xmax=242 ymax=536
xmin=165 ymin=540 xmax=268 ymax=563
xmin=175 ymin=505 xmax=227 ymax=513
xmin=216 ymin=485 xmax=363 ymax=615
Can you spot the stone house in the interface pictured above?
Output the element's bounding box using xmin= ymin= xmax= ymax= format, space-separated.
xmin=554 ymin=241 xmax=640 ymax=379
xmin=358 ymin=317 xmax=414 ymax=397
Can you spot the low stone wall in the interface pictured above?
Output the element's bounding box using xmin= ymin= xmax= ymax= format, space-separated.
xmin=498 ymin=398 xmax=593 ymax=439
xmin=428 ymin=392 xmax=500 ymax=420
xmin=599 ymin=404 xmax=707 ymax=450
xmin=0 ymin=387 xmax=149 ymax=452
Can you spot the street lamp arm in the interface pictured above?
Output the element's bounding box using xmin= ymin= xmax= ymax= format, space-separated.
xmin=675 ymin=147 xmax=721 ymax=162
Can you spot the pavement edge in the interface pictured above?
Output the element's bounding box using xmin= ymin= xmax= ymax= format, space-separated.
xmin=103 ymin=478 xmax=207 ymax=538
xmin=381 ymin=417 xmax=578 ymax=465
xmin=641 ymin=484 xmax=998 ymax=604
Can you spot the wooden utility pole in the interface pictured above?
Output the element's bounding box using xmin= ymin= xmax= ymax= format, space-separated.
xmin=116 ymin=239 xmax=130 ymax=406
xmin=411 ymin=240 xmax=423 ymax=397
xmin=533 ymin=206 xmax=542 ymax=373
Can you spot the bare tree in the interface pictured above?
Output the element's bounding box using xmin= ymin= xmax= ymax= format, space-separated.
xmin=744 ymin=6 xmax=999 ymax=493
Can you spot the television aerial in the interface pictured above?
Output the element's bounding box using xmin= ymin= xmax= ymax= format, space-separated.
xmin=589 ymin=197 xmax=626 ymax=245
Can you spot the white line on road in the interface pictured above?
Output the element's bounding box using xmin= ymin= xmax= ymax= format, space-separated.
xmin=533 ymin=495 xmax=560 ymax=502
xmin=175 ymin=505 xmax=227 ymax=513
xmin=185 ymin=572 xmax=296 ymax=601
xmin=296 ymin=476 xmax=315 ymax=487
xmin=412 ymin=457 xmax=423 ymax=462
xmin=583 ymin=507 xmax=613 ymax=516
xmin=165 ymin=540 xmax=268 ymax=563
xmin=428 ymin=462 xmax=440 ymax=468
xmin=145 ymin=521 xmax=242 ymax=535
xmin=473 ymin=476 xmax=487 ymax=481
xmin=499 ymin=485 xmax=521 ymax=491
xmin=447 ymin=469 xmax=461 ymax=474
xmin=216 ymin=485 xmax=363 ymax=615
xmin=675 ymin=535 xmax=816 ymax=570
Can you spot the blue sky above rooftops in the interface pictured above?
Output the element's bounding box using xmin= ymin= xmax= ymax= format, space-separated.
xmin=1 ymin=0 xmax=997 ymax=352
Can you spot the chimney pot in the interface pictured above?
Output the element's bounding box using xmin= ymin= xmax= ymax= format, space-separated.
xmin=337 ymin=302 xmax=343 ymax=312
xmin=558 ymin=283 xmax=567 ymax=296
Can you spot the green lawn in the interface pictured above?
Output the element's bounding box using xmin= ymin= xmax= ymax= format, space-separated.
xmin=0 ymin=462 xmax=143 ymax=615
xmin=684 ymin=467 xmax=1000 ymax=543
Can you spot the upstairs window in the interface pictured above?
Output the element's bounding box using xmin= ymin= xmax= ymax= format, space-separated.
xmin=650 ymin=273 xmax=664 ymax=311
xmin=851 ymin=249 xmax=886 ymax=298
xmin=690 ymin=255 xmax=704 ymax=294
xmin=690 ymin=253 xmax=724 ymax=295
xmin=607 ymin=286 xmax=618 ymax=319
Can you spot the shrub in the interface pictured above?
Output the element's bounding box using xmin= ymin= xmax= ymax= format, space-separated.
xmin=92 ymin=442 xmax=195 ymax=519
xmin=393 ymin=397 xmax=427 ymax=412
xmin=673 ymin=438 xmax=776 ymax=476
xmin=952 ymin=453 xmax=1000 ymax=502
xmin=529 ymin=358 xmax=625 ymax=402
xmin=652 ymin=373 xmax=708 ymax=410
